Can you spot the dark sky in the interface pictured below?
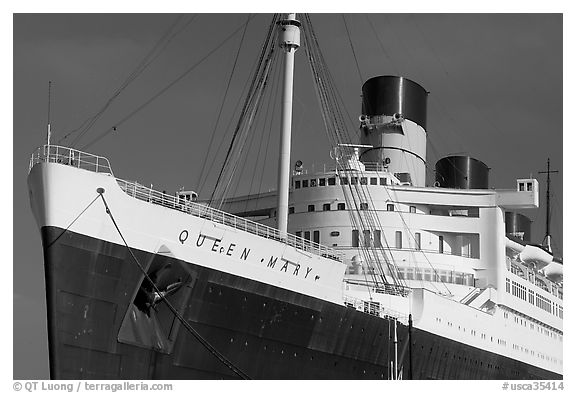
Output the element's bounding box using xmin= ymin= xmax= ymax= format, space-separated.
xmin=13 ymin=13 xmax=563 ymax=379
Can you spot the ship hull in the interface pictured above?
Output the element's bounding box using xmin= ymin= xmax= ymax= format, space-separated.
xmin=41 ymin=225 xmax=561 ymax=380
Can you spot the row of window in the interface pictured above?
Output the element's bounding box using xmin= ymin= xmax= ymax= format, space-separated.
xmin=397 ymin=267 xmax=474 ymax=286
xmin=295 ymin=230 xmax=320 ymax=244
xmin=292 ymin=202 xmax=416 ymax=214
xmin=352 ymin=229 xmax=444 ymax=253
xmin=296 ymin=228 xmax=445 ymax=253
xmin=294 ymin=176 xmax=395 ymax=189
xmin=505 ymin=278 xmax=563 ymax=319
xmin=435 ymin=315 xmax=559 ymax=365
xmin=504 ymin=310 xmax=562 ymax=341
xmin=508 ymin=259 xmax=562 ymax=300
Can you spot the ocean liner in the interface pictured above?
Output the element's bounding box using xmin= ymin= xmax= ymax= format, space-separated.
xmin=27 ymin=14 xmax=563 ymax=379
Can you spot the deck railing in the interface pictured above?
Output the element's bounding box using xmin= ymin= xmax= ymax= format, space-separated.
xmin=115 ymin=179 xmax=343 ymax=262
xmin=343 ymin=294 xmax=408 ymax=323
xmin=29 ymin=144 xmax=343 ymax=262
xmin=29 ymin=145 xmax=114 ymax=176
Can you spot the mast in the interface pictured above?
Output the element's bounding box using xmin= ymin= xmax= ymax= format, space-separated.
xmin=538 ymin=158 xmax=558 ymax=252
xmin=393 ymin=318 xmax=398 ymax=379
xmin=47 ymin=80 xmax=52 ymax=147
xmin=276 ymin=13 xmax=300 ymax=236
xmin=408 ymin=313 xmax=413 ymax=380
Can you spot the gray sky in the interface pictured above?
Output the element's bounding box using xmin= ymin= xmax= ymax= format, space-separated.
xmin=13 ymin=13 xmax=562 ymax=379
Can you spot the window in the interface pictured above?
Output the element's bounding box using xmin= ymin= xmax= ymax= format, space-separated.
xmin=304 ymin=231 xmax=311 ymax=241
xmin=351 ymin=177 xmax=358 ymax=185
xmin=319 ymin=178 xmax=326 ymax=186
xmin=289 ymin=206 xmax=295 ymax=214
xmin=303 ymin=179 xmax=309 ymax=188
xmin=410 ymin=206 xmax=416 ymax=213
xmin=310 ymin=179 xmax=317 ymax=187
xmin=352 ymin=230 xmax=359 ymax=247
xmin=337 ymin=203 xmax=346 ymax=210
xmin=380 ymin=177 xmax=387 ymax=185
xmin=313 ymin=230 xmax=320 ymax=244
xmin=330 ymin=231 xmax=340 ymax=237
xmin=527 ymin=182 xmax=533 ymax=191
xmin=519 ymin=182 xmax=525 ymax=191
xmin=296 ymin=231 xmax=302 ymax=238
xmin=395 ymin=231 xmax=402 ymax=249
xmin=374 ymin=230 xmax=382 ymax=247
xmin=328 ymin=177 xmax=336 ymax=186
xmin=308 ymin=204 xmax=315 ymax=212
xmin=415 ymin=233 xmax=421 ymax=250
xmin=360 ymin=177 xmax=368 ymax=185
xmin=360 ymin=202 xmax=369 ymax=210
xmin=370 ymin=177 xmax=378 ymax=185
xmin=340 ymin=177 xmax=348 ymax=185
xmin=295 ymin=180 xmax=301 ymax=189
xmin=439 ymin=235 xmax=444 ymax=253
xmin=363 ymin=230 xmax=371 ymax=247
xmin=387 ymin=204 xmax=395 ymax=211
xmin=323 ymin=203 xmax=331 ymax=211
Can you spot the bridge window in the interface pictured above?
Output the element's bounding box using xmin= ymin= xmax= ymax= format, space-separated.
xmin=313 ymin=230 xmax=320 ymax=244
xmin=395 ymin=231 xmax=402 ymax=249
xmin=360 ymin=177 xmax=368 ymax=185
xmin=374 ymin=230 xmax=382 ymax=247
xmin=328 ymin=177 xmax=336 ymax=186
xmin=352 ymin=230 xmax=359 ymax=247
xmin=289 ymin=207 xmax=295 ymax=214
xmin=363 ymin=230 xmax=371 ymax=247
xmin=323 ymin=203 xmax=331 ymax=211
xmin=387 ymin=204 xmax=395 ymax=211
xmin=302 ymin=179 xmax=308 ymax=188
xmin=410 ymin=206 xmax=416 ymax=213
xmin=340 ymin=177 xmax=349 ymax=185
xmin=439 ymin=236 xmax=444 ymax=253
xmin=380 ymin=177 xmax=387 ymax=185
xmin=295 ymin=180 xmax=301 ymax=189
xmin=319 ymin=178 xmax=326 ymax=186
xmin=370 ymin=177 xmax=378 ymax=185
xmin=308 ymin=204 xmax=315 ymax=212
xmin=337 ymin=203 xmax=346 ymax=210
xmin=304 ymin=231 xmax=310 ymax=241
xmin=360 ymin=202 xmax=369 ymax=210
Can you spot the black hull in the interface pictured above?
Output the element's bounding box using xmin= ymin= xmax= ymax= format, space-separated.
xmin=40 ymin=226 xmax=561 ymax=380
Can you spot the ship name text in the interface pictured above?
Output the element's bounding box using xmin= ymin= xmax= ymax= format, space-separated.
xmin=177 ymin=230 xmax=318 ymax=282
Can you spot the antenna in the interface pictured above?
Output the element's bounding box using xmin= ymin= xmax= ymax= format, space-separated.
xmin=47 ymin=81 xmax=52 ymax=147
xmin=537 ymin=158 xmax=559 ymax=252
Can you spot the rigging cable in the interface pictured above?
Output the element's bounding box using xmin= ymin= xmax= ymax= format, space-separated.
xmin=365 ymin=15 xmax=399 ymax=75
xmin=196 ymin=14 xmax=251 ymax=189
xmin=302 ymin=15 xmax=406 ymax=290
xmin=196 ymin=42 xmax=263 ymax=197
xmin=236 ymin=47 xmax=281 ymax=204
xmin=342 ymin=15 xmax=364 ymax=88
xmin=97 ymin=190 xmax=251 ymax=380
xmin=81 ymin=15 xmax=256 ymax=151
xmin=208 ymin=14 xmax=280 ymax=208
xmin=61 ymin=15 xmax=195 ymax=146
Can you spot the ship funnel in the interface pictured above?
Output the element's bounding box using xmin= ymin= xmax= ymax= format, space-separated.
xmin=435 ymin=156 xmax=489 ymax=189
xmin=359 ymin=76 xmax=428 ymax=187
xmin=505 ymin=212 xmax=532 ymax=243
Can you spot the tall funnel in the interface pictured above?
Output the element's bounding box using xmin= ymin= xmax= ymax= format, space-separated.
xmin=359 ymin=76 xmax=428 ymax=187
